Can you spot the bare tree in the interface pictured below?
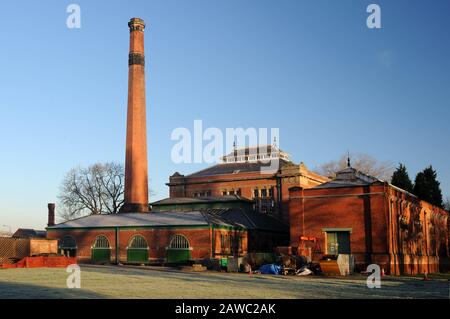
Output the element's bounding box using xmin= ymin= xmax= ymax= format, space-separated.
xmin=316 ymin=153 xmax=394 ymax=181
xmin=58 ymin=162 xmax=125 ymax=220
xmin=444 ymin=197 xmax=450 ymax=212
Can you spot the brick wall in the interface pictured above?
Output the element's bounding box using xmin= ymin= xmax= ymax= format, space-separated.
xmin=47 ymin=227 xmax=214 ymax=263
xmin=288 ymin=184 xmax=450 ymax=274
xmin=46 ymin=226 xmax=277 ymax=264
xmin=170 ymin=166 xmax=328 ymax=223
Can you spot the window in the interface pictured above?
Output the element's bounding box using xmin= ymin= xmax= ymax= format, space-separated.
xmin=220 ymin=234 xmax=231 ymax=254
xmin=236 ymin=189 xmax=241 ymax=196
xmin=253 ymin=189 xmax=259 ymax=198
xmin=60 ymin=236 xmax=77 ymax=257
xmin=238 ymin=235 xmax=243 ymax=253
xmin=222 ymin=190 xmax=228 ymax=196
xmin=269 ymin=187 xmax=274 ymax=198
xmin=60 ymin=236 xmax=77 ymax=250
xmin=221 ymin=233 xmax=244 ymax=256
xmin=228 ymin=190 xmax=235 ymax=195
xmin=127 ymin=235 xmax=149 ymax=263
xmin=169 ymin=234 xmax=190 ymax=249
xmin=93 ymin=235 xmax=110 ymax=248
xmin=261 ymin=188 xmax=267 ymax=198
xmin=194 ymin=191 xmax=211 ymax=198
xmin=128 ymin=235 xmax=148 ymax=249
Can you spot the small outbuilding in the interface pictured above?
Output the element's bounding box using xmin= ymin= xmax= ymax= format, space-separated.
xmin=46 ymin=208 xmax=288 ymax=265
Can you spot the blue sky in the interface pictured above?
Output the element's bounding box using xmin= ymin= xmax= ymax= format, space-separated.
xmin=0 ymin=0 xmax=449 ymax=231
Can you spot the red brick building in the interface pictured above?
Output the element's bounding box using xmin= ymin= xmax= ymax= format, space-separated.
xmin=46 ymin=208 xmax=287 ymax=265
xmin=288 ymin=167 xmax=450 ymax=275
xmin=168 ymin=145 xmax=329 ymax=222
xmin=45 ymin=19 xmax=290 ymax=267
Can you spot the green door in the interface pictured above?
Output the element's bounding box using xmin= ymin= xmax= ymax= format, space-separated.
xmin=127 ymin=249 xmax=148 ymax=263
xmin=167 ymin=249 xmax=191 ymax=263
xmin=92 ymin=248 xmax=111 ymax=263
xmin=91 ymin=235 xmax=111 ymax=263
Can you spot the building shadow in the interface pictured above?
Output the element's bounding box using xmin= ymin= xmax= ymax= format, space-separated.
xmin=0 ymin=280 xmax=107 ymax=299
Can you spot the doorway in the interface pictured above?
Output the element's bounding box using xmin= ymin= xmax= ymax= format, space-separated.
xmin=326 ymin=231 xmax=350 ymax=256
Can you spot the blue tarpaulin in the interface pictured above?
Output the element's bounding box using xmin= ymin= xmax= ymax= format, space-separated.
xmin=259 ymin=264 xmax=281 ymax=275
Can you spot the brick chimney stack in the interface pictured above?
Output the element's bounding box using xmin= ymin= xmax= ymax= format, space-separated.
xmin=120 ymin=18 xmax=149 ymax=213
xmin=47 ymin=203 xmax=55 ymax=227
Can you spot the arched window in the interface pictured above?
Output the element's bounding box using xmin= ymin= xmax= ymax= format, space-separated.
xmin=128 ymin=235 xmax=148 ymax=249
xmin=169 ymin=234 xmax=189 ymax=249
xmin=127 ymin=235 xmax=149 ymax=263
xmin=93 ymin=235 xmax=110 ymax=248
xmin=59 ymin=236 xmax=77 ymax=257
xmin=91 ymin=235 xmax=111 ymax=263
xmin=60 ymin=236 xmax=77 ymax=249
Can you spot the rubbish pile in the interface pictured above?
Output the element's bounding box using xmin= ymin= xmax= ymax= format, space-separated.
xmin=249 ymin=254 xmax=321 ymax=276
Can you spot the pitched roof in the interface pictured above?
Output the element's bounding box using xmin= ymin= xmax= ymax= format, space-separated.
xmin=314 ymin=167 xmax=381 ymax=189
xmin=47 ymin=209 xmax=288 ymax=233
xmin=47 ymin=212 xmax=209 ymax=229
xmin=151 ymin=195 xmax=253 ymax=206
xmin=186 ymin=159 xmax=291 ymax=178
xmin=202 ymin=208 xmax=288 ymax=232
xmin=12 ymin=229 xmax=46 ymax=239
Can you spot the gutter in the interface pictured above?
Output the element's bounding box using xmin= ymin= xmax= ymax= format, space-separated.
xmin=290 ymin=192 xmax=386 ymax=200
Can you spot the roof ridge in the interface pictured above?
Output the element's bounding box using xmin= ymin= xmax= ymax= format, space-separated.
xmin=238 ymin=209 xmax=258 ymax=229
xmin=185 ymin=162 xmax=224 ymax=177
xmin=48 ymin=212 xmax=107 ymax=228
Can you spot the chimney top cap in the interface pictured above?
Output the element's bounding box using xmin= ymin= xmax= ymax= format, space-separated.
xmin=128 ymin=18 xmax=146 ymax=31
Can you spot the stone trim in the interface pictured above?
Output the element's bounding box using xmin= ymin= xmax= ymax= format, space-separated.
xmin=128 ymin=53 xmax=145 ymax=66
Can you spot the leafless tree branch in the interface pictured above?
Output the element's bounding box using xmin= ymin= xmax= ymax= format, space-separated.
xmin=57 ymin=162 xmax=127 ymax=220
xmin=315 ymin=153 xmax=395 ymax=181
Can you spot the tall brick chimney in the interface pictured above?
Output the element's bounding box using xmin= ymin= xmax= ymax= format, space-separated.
xmin=120 ymin=18 xmax=149 ymax=213
xmin=47 ymin=203 xmax=55 ymax=227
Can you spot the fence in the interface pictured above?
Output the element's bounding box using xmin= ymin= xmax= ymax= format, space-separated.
xmin=0 ymin=238 xmax=30 ymax=264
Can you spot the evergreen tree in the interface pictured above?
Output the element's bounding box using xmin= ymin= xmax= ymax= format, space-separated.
xmin=413 ymin=165 xmax=443 ymax=208
xmin=444 ymin=197 xmax=450 ymax=212
xmin=390 ymin=163 xmax=414 ymax=193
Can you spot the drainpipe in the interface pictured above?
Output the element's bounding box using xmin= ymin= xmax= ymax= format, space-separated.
xmin=301 ymin=187 xmax=305 ymax=236
xmin=424 ymin=211 xmax=429 ymax=274
xmin=211 ymin=226 xmax=215 ymax=258
xmin=385 ymin=183 xmax=394 ymax=275
xmin=209 ymin=225 xmax=213 ymax=259
xmin=115 ymin=227 xmax=119 ymax=264
xmin=277 ymin=176 xmax=282 ymax=219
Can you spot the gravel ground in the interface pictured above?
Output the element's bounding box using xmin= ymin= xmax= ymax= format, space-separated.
xmin=0 ymin=264 xmax=449 ymax=299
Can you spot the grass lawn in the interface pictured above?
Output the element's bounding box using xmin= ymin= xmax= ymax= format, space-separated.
xmin=0 ymin=265 xmax=449 ymax=299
